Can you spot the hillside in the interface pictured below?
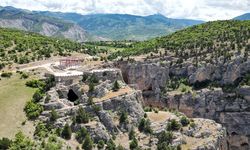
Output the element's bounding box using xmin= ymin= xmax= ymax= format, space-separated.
xmin=37 ymin=12 xmax=204 ymax=40
xmin=110 ymin=20 xmax=250 ymax=62
xmin=0 ymin=27 xmax=100 ymax=69
xmin=0 ymin=6 xmax=96 ymax=42
xmin=234 ymin=13 xmax=250 ymax=20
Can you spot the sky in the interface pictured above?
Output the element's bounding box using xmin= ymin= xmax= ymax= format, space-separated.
xmin=0 ymin=0 xmax=249 ymax=21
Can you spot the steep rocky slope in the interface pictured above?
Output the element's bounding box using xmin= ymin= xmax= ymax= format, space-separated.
xmin=19 ymin=67 xmax=227 ymax=149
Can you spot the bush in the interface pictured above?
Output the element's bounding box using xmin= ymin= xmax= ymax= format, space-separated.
xmin=76 ymin=106 xmax=89 ymax=124
xmin=180 ymin=116 xmax=190 ymax=126
xmin=97 ymin=140 xmax=105 ymax=149
xmin=88 ymin=74 xmax=99 ymax=84
xmin=106 ymin=139 xmax=116 ymax=150
xmin=76 ymin=127 xmax=88 ymax=143
xmin=143 ymin=107 xmax=152 ymax=112
xmin=9 ymin=132 xmax=34 ymax=149
xmin=190 ymin=122 xmax=196 ymax=128
xmin=88 ymin=82 xmax=95 ymax=93
xmin=24 ymin=100 xmax=43 ymax=119
xmin=25 ymin=79 xmax=45 ymax=88
xmin=20 ymin=73 xmax=29 ymax=79
xmin=129 ymin=127 xmax=135 ymax=140
xmin=129 ymin=137 xmax=138 ymax=150
xmin=32 ymin=90 xmax=44 ymax=102
xmin=1 ymin=72 xmax=12 ymax=78
xmin=50 ymin=109 xmax=58 ymax=122
xmin=112 ymin=80 xmax=120 ymax=91
xmin=82 ymin=134 xmax=93 ymax=150
xmin=82 ymin=74 xmax=89 ymax=82
xmin=117 ymin=145 xmax=125 ymax=150
xmin=87 ymin=96 xmax=94 ymax=106
xmin=34 ymin=122 xmax=49 ymax=138
xmin=119 ymin=111 xmax=128 ymax=124
xmin=157 ymin=131 xmax=174 ymax=150
xmin=0 ymin=137 xmax=12 ymax=149
xmin=166 ymin=119 xmax=181 ymax=131
xmin=61 ymin=123 xmax=72 ymax=140
xmin=138 ymin=118 xmax=152 ymax=134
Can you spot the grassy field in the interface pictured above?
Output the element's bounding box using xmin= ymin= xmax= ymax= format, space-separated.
xmin=0 ymin=73 xmax=36 ymax=138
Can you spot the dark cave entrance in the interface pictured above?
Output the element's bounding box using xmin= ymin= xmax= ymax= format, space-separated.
xmin=67 ymin=89 xmax=79 ymax=102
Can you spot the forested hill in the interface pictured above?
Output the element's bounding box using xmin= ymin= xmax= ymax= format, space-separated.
xmin=110 ymin=20 xmax=250 ymax=61
xmin=0 ymin=28 xmax=99 ymax=69
xmin=36 ymin=12 xmax=204 ymax=41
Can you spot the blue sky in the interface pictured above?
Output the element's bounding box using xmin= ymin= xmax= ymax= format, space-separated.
xmin=0 ymin=0 xmax=249 ymax=21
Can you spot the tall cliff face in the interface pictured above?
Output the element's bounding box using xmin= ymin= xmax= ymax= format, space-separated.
xmin=116 ymin=58 xmax=250 ymax=150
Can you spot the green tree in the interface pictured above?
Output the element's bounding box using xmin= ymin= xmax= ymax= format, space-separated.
xmin=119 ymin=111 xmax=128 ymax=124
xmin=97 ymin=140 xmax=105 ymax=149
xmin=9 ymin=132 xmax=34 ymax=150
xmin=129 ymin=127 xmax=135 ymax=140
xmin=76 ymin=127 xmax=88 ymax=143
xmin=82 ymin=134 xmax=93 ymax=150
xmin=24 ymin=100 xmax=43 ymax=119
xmin=61 ymin=123 xmax=72 ymax=140
xmin=50 ymin=109 xmax=58 ymax=122
xmin=76 ymin=106 xmax=89 ymax=124
xmin=106 ymin=139 xmax=116 ymax=150
xmin=129 ymin=137 xmax=138 ymax=150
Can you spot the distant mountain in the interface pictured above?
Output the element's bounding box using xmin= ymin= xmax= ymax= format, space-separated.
xmin=36 ymin=12 xmax=205 ymax=41
xmin=234 ymin=13 xmax=250 ymax=20
xmin=0 ymin=6 xmax=97 ymax=42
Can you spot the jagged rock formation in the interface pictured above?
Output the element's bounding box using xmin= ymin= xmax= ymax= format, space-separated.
xmin=116 ymin=57 xmax=250 ymax=150
xmin=37 ymin=67 xmax=227 ymax=149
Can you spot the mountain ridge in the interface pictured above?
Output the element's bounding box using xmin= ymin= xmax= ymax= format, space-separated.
xmin=0 ymin=6 xmax=98 ymax=42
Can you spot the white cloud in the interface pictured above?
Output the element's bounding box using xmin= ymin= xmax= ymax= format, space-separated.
xmin=0 ymin=0 xmax=249 ymax=21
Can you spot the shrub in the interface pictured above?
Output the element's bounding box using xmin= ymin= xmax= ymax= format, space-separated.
xmin=129 ymin=137 xmax=138 ymax=150
xmin=61 ymin=123 xmax=72 ymax=140
xmin=157 ymin=131 xmax=173 ymax=150
xmin=82 ymin=134 xmax=93 ymax=150
xmin=25 ymin=79 xmax=45 ymax=88
xmin=87 ymin=96 xmax=94 ymax=106
xmin=106 ymin=139 xmax=116 ymax=150
xmin=88 ymin=74 xmax=99 ymax=84
xmin=24 ymin=100 xmax=43 ymax=119
xmin=50 ymin=109 xmax=58 ymax=122
xmin=32 ymin=90 xmax=44 ymax=102
xmin=112 ymin=80 xmax=120 ymax=91
xmin=129 ymin=127 xmax=135 ymax=140
xmin=1 ymin=72 xmax=12 ymax=78
xmin=20 ymin=73 xmax=29 ymax=79
xmin=166 ymin=119 xmax=181 ymax=131
xmin=88 ymin=82 xmax=95 ymax=93
xmin=97 ymin=140 xmax=105 ymax=149
xmin=82 ymin=74 xmax=89 ymax=82
xmin=76 ymin=127 xmax=88 ymax=143
xmin=76 ymin=106 xmax=89 ymax=124
xmin=143 ymin=106 xmax=152 ymax=112
xmin=138 ymin=118 xmax=152 ymax=134
xmin=0 ymin=137 xmax=12 ymax=149
xmin=9 ymin=132 xmax=34 ymax=149
xmin=119 ymin=111 xmax=128 ymax=124
xmin=190 ymin=122 xmax=196 ymax=128
xmin=180 ymin=116 xmax=190 ymax=126
xmin=34 ymin=122 xmax=49 ymax=138
xmin=117 ymin=145 xmax=125 ymax=150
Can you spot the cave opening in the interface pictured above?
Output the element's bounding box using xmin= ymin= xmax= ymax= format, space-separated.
xmin=67 ymin=89 xmax=79 ymax=102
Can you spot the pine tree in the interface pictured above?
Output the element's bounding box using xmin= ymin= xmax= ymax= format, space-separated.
xmin=82 ymin=134 xmax=93 ymax=150
xmin=61 ymin=123 xmax=72 ymax=140
xmin=112 ymin=80 xmax=120 ymax=91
